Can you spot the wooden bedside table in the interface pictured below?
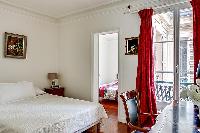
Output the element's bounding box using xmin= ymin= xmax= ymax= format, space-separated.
xmin=44 ymin=87 xmax=64 ymax=96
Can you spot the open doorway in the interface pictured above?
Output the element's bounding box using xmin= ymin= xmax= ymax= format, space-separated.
xmin=92 ymin=31 xmax=119 ymax=124
xmin=99 ymin=32 xmax=119 ymax=109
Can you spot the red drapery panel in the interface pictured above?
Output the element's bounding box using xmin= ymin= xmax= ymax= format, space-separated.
xmin=136 ymin=8 xmax=157 ymax=127
xmin=191 ymin=0 xmax=200 ymax=82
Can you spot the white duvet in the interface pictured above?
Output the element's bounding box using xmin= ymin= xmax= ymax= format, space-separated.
xmin=0 ymin=94 xmax=107 ymax=133
xmin=149 ymin=101 xmax=194 ymax=133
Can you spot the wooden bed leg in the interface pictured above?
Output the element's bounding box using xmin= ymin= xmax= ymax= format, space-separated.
xmin=85 ymin=122 xmax=101 ymax=133
xmin=97 ymin=122 xmax=101 ymax=133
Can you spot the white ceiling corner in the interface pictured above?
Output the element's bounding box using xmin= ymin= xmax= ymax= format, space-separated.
xmin=0 ymin=0 xmax=123 ymax=19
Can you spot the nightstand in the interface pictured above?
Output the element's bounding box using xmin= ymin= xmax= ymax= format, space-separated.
xmin=44 ymin=87 xmax=64 ymax=96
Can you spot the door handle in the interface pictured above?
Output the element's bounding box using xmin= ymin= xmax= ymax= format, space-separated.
xmin=175 ymin=65 xmax=179 ymax=74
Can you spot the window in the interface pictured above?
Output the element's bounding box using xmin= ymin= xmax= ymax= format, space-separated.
xmin=153 ymin=11 xmax=174 ymax=83
xmin=153 ymin=8 xmax=193 ymax=102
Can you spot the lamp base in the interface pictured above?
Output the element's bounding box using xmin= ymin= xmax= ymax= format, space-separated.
xmin=51 ymin=79 xmax=59 ymax=88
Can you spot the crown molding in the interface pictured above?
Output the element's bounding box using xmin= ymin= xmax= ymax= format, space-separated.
xmin=56 ymin=0 xmax=122 ymax=18
xmin=59 ymin=0 xmax=129 ymax=24
xmin=59 ymin=0 xmax=190 ymax=24
xmin=0 ymin=1 xmax=57 ymax=23
xmin=0 ymin=0 xmax=191 ymax=25
xmin=0 ymin=0 xmax=124 ymax=20
xmin=0 ymin=0 xmax=133 ymax=24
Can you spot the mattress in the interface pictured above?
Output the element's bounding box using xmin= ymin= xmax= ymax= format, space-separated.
xmin=0 ymin=94 xmax=107 ymax=133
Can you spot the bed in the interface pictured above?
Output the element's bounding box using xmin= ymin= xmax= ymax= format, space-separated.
xmin=0 ymin=82 xmax=107 ymax=133
xmin=99 ymin=80 xmax=118 ymax=101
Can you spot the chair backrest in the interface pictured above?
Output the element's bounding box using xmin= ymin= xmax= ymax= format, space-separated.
xmin=120 ymin=90 xmax=139 ymax=124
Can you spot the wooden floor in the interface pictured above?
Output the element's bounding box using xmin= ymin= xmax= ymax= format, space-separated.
xmin=100 ymin=100 xmax=128 ymax=133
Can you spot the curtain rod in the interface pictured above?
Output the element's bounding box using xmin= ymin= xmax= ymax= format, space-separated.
xmin=128 ymin=0 xmax=190 ymax=14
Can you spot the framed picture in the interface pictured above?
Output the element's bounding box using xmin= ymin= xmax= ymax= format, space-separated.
xmin=4 ymin=32 xmax=27 ymax=59
xmin=125 ymin=37 xmax=139 ymax=55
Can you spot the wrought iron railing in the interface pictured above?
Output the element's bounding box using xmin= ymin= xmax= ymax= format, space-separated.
xmin=155 ymin=81 xmax=193 ymax=102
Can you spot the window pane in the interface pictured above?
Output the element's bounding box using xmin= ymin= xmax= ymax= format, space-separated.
xmin=153 ymin=11 xmax=174 ymax=104
xmin=179 ymin=8 xmax=193 ymax=84
xmin=153 ymin=11 xmax=174 ymax=42
xmin=154 ymin=42 xmax=174 ymax=82
xmin=153 ymin=11 xmax=174 ymax=82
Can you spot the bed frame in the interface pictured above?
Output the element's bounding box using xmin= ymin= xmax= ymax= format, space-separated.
xmin=77 ymin=120 xmax=101 ymax=133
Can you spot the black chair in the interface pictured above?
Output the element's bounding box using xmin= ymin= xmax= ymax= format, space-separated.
xmin=120 ymin=90 xmax=157 ymax=133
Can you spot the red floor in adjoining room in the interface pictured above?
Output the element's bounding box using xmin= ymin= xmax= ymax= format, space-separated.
xmin=100 ymin=100 xmax=128 ymax=133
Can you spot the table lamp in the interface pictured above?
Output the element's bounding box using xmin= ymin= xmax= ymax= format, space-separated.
xmin=48 ymin=73 xmax=59 ymax=88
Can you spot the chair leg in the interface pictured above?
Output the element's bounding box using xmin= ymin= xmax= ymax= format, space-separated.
xmin=127 ymin=126 xmax=132 ymax=133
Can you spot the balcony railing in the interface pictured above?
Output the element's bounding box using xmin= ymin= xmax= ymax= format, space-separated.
xmin=155 ymin=81 xmax=193 ymax=102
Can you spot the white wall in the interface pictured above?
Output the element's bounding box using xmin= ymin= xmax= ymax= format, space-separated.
xmin=59 ymin=9 xmax=140 ymax=122
xmin=0 ymin=7 xmax=58 ymax=88
xmin=0 ymin=2 xmax=140 ymax=123
xmin=99 ymin=33 xmax=118 ymax=85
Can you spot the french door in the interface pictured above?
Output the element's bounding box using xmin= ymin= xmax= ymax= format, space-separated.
xmin=153 ymin=7 xmax=193 ymax=106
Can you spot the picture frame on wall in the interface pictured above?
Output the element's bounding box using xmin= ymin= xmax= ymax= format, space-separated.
xmin=125 ymin=37 xmax=139 ymax=55
xmin=4 ymin=32 xmax=27 ymax=59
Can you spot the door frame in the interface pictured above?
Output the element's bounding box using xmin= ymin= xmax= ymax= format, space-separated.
xmin=91 ymin=29 xmax=120 ymax=103
xmin=173 ymin=7 xmax=180 ymax=101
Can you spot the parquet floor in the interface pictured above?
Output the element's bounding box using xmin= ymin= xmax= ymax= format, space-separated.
xmin=100 ymin=100 xmax=128 ymax=133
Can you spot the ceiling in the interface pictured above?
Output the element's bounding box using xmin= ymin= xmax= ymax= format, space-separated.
xmin=0 ymin=0 xmax=190 ymax=19
xmin=0 ymin=0 xmax=122 ymax=19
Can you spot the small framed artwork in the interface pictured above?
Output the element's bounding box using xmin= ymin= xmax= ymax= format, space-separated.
xmin=125 ymin=37 xmax=139 ymax=55
xmin=4 ymin=32 xmax=27 ymax=59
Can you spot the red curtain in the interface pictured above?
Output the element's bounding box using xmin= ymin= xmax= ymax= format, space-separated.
xmin=191 ymin=0 xmax=200 ymax=82
xmin=136 ymin=8 xmax=157 ymax=127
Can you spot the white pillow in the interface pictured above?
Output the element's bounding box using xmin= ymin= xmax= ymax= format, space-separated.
xmin=34 ymin=86 xmax=46 ymax=95
xmin=0 ymin=81 xmax=36 ymax=104
xmin=17 ymin=81 xmax=36 ymax=96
